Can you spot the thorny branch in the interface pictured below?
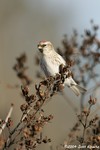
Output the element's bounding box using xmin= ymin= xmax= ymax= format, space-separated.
xmin=1 ymin=53 xmax=73 ymax=150
xmin=56 ymin=21 xmax=100 ymax=150
xmin=60 ymin=97 xmax=99 ymax=150
xmin=56 ymin=20 xmax=100 ymax=109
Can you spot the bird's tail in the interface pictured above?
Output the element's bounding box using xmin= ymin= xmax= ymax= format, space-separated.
xmin=70 ymin=84 xmax=87 ymax=96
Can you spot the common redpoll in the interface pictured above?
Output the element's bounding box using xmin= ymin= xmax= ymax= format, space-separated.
xmin=37 ymin=41 xmax=86 ymax=96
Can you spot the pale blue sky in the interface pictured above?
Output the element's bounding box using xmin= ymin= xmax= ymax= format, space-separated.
xmin=25 ymin=0 xmax=100 ymax=37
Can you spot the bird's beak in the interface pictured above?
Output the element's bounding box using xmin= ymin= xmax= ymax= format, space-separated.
xmin=37 ymin=45 xmax=43 ymax=53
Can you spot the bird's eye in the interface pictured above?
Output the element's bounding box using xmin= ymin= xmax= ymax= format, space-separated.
xmin=42 ymin=44 xmax=46 ymax=47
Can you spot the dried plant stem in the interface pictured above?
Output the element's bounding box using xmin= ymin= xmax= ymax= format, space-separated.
xmin=0 ymin=104 xmax=14 ymax=135
xmin=3 ymin=100 xmax=45 ymax=149
xmin=81 ymin=104 xmax=92 ymax=145
xmin=81 ymin=116 xmax=88 ymax=144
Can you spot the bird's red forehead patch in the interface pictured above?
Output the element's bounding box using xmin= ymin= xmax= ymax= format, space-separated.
xmin=39 ymin=40 xmax=47 ymax=43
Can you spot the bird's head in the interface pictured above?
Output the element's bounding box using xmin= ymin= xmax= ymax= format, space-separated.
xmin=37 ymin=41 xmax=54 ymax=55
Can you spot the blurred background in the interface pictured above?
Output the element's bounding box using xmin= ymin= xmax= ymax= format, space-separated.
xmin=0 ymin=0 xmax=100 ymax=149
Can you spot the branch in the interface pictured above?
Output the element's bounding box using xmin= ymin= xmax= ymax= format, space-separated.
xmin=0 ymin=104 xmax=14 ymax=135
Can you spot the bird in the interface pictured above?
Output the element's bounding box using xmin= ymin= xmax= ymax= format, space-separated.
xmin=37 ymin=40 xmax=86 ymax=96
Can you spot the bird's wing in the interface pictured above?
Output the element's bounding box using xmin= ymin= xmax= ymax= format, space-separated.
xmin=54 ymin=53 xmax=66 ymax=66
xmin=40 ymin=58 xmax=51 ymax=77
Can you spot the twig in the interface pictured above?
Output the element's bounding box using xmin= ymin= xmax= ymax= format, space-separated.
xmin=0 ymin=104 xmax=14 ymax=135
xmin=80 ymin=104 xmax=93 ymax=145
